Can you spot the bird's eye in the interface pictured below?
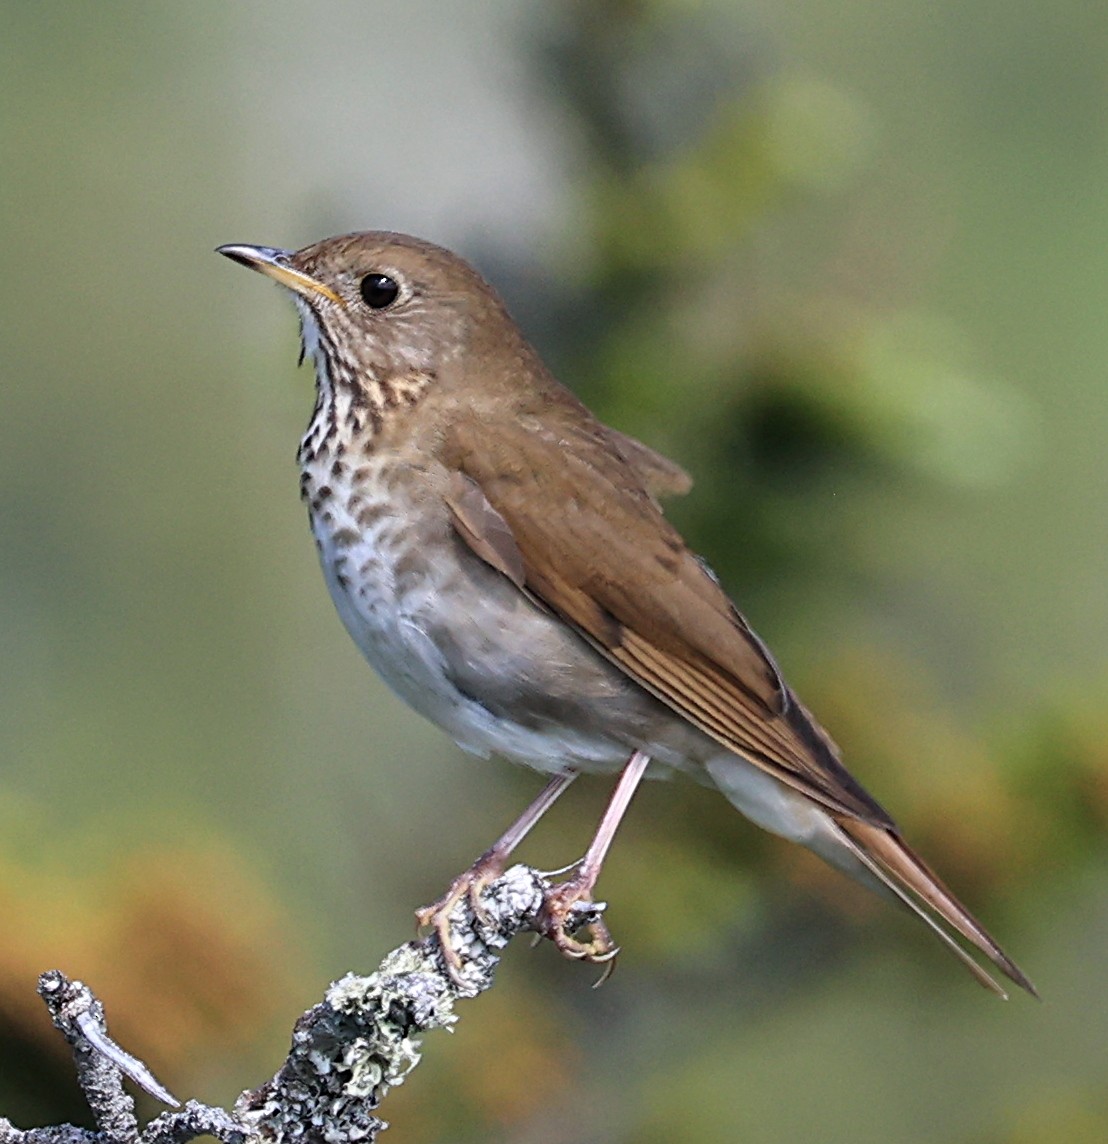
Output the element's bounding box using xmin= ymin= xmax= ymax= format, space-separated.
xmin=359 ymin=273 xmax=400 ymax=309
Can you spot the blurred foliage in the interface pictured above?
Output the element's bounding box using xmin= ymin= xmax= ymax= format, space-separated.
xmin=0 ymin=810 xmax=299 ymax=1126
xmin=1 ymin=1 xmax=1106 ymax=1143
xmin=972 ymin=1085 xmax=1108 ymax=1144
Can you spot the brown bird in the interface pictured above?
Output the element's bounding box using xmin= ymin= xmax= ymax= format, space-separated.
xmin=218 ymin=232 xmax=1034 ymax=998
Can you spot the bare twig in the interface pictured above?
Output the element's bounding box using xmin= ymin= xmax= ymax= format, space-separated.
xmin=1 ymin=865 xmax=606 ymax=1144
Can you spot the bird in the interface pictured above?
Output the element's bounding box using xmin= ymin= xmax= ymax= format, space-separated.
xmin=217 ymin=231 xmax=1035 ymax=998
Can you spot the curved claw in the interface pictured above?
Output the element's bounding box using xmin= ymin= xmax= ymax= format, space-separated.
xmin=546 ymin=921 xmax=617 ymax=962
xmin=538 ymin=879 xmax=619 ymax=968
xmin=592 ymin=954 xmax=620 ymax=988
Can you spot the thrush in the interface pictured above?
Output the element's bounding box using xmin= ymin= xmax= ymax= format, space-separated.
xmin=218 ymin=232 xmax=1034 ymax=998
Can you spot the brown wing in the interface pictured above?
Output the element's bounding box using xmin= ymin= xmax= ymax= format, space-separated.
xmin=442 ymin=411 xmax=892 ymax=826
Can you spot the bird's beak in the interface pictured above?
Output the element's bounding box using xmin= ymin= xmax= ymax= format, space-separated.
xmin=216 ymin=244 xmax=345 ymax=307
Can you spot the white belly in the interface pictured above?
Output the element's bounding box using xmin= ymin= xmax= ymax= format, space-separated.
xmin=309 ymin=481 xmax=640 ymax=775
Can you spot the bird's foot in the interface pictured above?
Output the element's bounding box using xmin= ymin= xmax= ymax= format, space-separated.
xmin=537 ymin=875 xmax=620 ymax=974
xmin=415 ymin=851 xmax=503 ymax=986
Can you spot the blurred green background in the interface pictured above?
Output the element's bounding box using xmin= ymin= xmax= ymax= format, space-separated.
xmin=2 ymin=1 xmax=1107 ymax=1140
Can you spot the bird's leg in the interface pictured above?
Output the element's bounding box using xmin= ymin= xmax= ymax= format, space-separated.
xmin=417 ymin=770 xmax=577 ymax=978
xmin=539 ymin=749 xmax=651 ymax=965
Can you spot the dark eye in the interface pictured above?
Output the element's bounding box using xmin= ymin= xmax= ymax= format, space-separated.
xmin=359 ymin=273 xmax=400 ymax=309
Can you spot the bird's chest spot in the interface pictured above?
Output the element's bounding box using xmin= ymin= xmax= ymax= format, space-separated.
xmin=302 ymin=458 xmax=452 ymax=690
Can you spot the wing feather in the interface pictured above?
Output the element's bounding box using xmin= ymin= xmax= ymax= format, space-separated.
xmin=442 ymin=412 xmax=891 ymax=825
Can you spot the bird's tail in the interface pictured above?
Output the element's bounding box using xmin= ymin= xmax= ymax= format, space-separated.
xmin=829 ymin=816 xmax=1037 ymax=999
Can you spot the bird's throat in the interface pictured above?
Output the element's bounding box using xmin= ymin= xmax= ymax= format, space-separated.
xmin=295 ymin=300 xmax=435 ymax=468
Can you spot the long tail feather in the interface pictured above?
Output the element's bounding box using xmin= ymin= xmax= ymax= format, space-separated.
xmin=831 ymin=817 xmax=1038 ymax=999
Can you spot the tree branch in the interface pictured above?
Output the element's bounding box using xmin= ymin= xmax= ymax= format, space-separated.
xmin=1 ymin=865 xmax=606 ymax=1144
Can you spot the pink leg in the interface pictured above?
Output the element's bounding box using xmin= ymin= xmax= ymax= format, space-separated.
xmin=485 ymin=770 xmax=578 ymax=860
xmin=417 ymin=771 xmax=577 ymax=978
xmin=540 ymin=749 xmax=651 ymax=963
